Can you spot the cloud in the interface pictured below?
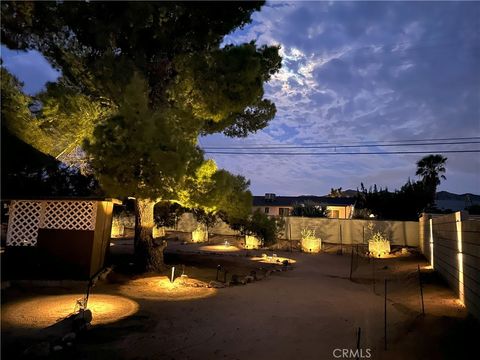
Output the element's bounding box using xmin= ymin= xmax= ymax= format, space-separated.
xmin=204 ymin=1 xmax=480 ymax=195
xmin=1 ymin=2 xmax=478 ymax=195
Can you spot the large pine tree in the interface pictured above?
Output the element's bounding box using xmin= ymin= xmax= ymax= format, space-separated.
xmin=1 ymin=1 xmax=281 ymax=271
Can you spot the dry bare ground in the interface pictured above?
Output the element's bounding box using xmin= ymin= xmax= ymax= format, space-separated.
xmin=1 ymin=239 xmax=478 ymax=359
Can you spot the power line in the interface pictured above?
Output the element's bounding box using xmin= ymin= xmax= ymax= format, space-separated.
xmin=202 ymin=141 xmax=480 ymax=150
xmin=204 ymin=149 xmax=480 ymax=156
xmin=201 ymin=136 xmax=480 ymax=149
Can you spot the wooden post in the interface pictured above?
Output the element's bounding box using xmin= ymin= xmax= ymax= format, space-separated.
xmin=356 ymin=327 xmax=361 ymax=360
xmin=372 ymin=257 xmax=376 ymax=293
xmin=340 ymin=224 xmax=343 ymax=252
xmin=384 ymin=279 xmax=388 ymax=351
xmin=418 ymin=264 xmax=425 ymax=315
xmin=216 ymin=265 xmax=221 ymax=281
xmin=349 ymin=246 xmax=354 ymax=280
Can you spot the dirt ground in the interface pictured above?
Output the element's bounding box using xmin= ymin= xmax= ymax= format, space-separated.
xmin=2 ymin=239 xmax=479 ymax=360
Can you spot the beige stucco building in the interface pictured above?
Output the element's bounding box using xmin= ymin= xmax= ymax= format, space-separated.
xmin=252 ymin=193 xmax=355 ymax=219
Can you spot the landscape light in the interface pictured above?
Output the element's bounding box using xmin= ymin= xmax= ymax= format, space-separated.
xmin=198 ymin=244 xmax=240 ymax=252
xmin=429 ymin=218 xmax=434 ymax=268
xmin=455 ymin=212 xmax=465 ymax=304
xmin=1 ymin=294 xmax=139 ymax=329
xmin=117 ymin=276 xmax=217 ymax=301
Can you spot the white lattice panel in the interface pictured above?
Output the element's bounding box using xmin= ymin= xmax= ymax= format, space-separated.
xmin=41 ymin=201 xmax=97 ymax=230
xmin=7 ymin=201 xmax=42 ymax=246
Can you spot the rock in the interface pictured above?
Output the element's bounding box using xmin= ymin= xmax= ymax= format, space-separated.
xmin=66 ymin=342 xmax=73 ymax=347
xmin=244 ymin=275 xmax=254 ymax=283
xmin=24 ymin=342 xmax=50 ymax=357
xmin=53 ymin=345 xmax=63 ymax=352
xmin=208 ymin=281 xmax=226 ymax=289
xmin=62 ymin=332 xmax=76 ymax=343
xmin=249 ymin=270 xmax=257 ymax=280
xmin=76 ymin=309 xmax=93 ymax=323
xmin=230 ymin=274 xmax=240 ymax=284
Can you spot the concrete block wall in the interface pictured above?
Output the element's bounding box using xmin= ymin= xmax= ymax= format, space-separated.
xmin=419 ymin=212 xmax=480 ymax=320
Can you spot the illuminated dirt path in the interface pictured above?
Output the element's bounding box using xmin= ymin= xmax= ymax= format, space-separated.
xmin=2 ymin=251 xmax=476 ymax=359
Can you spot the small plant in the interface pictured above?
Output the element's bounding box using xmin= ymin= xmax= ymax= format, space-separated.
xmin=191 ymin=225 xmax=208 ymax=243
xmin=229 ymin=209 xmax=282 ymax=246
xmin=368 ymin=230 xmax=390 ymax=257
xmin=300 ymin=228 xmax=321 ymax=253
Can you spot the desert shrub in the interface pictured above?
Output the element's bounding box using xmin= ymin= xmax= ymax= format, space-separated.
xmin=300 ymin=228 xmax=321 ymax=253
xmin=228 ymin=209 xmax=283 ymax=246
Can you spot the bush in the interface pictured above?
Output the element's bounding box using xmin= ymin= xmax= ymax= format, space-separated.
xmin=154 ymin=202 xmax=187 ymax=228
xmin=291 ymin=201 xmax=328 ymax=217
xmin=228 ymin=210 xmax=284 ymax=246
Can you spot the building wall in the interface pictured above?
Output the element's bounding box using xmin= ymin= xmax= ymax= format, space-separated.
xmin=419 ymin=212 xmax=480 ymax=320
xmin=326 ymin=205 xmax=352 ymax=219
xmin=252 ymin=205 xmax=353 ymax=219
xmin=91 ymin=201 xmax=114 ymax=277
xmin=252 ymin=206 xmax=293 ymax=216
xmin=5 ymin=199 xmax=115 ymax=279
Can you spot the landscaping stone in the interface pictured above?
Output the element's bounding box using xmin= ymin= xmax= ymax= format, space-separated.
xmin=208 ymin=281 xmax=226 ymax=288
xmin=53 ymin=345 xmax=63 ymax=352
xmin=244 ymin=275 xmax=254 ymax=283
xmin=76 ymin=309 xmax=93 ymax=323
xmin=24 ymin=342 xmax=50 ymax=357
xmin=62 ymin=332 xmax=76 ymax=343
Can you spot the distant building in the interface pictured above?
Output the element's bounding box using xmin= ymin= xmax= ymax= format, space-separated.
xmin=252 ymin=193 xmax=356 ymax=219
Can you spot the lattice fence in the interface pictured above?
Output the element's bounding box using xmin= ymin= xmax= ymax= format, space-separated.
xmin=6 ymin=201 xmax=42 ymax=246
xmin=6 ymin=200 xmax=98 ymax=246
xmin=41 ymin=201 xmax=97 ymax=230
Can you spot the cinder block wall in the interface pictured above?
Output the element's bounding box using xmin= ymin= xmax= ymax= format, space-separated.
xmin=420 ymin=212 xmax=480 ymax=320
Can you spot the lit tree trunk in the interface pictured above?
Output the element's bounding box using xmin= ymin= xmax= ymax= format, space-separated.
xmin=134 ymin=198 xmax=166 ymax=272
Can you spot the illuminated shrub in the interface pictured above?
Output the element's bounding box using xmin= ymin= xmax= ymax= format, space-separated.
xmin=153 ymin=226 xmax=166 ymax=238
xmin=301 ymin=229 xmax=321 ymax=253
xmin=368 ymin=232 xmax=390 ymax=257
xmin=191 ymin=226 xmax=208 ymax=243
xmin=245 ymin=235 xmax=262 ymax=249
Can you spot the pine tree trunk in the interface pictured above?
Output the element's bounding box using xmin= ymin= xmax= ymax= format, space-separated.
xmin=134 ymin=198 xmax=166 ymax=272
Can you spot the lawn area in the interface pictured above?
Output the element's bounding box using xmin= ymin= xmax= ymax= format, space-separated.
xmin=1 ymin=239 xmax=478 ymax=360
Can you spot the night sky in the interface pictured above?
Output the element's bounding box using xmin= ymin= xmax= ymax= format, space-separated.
xmin=2 ymin=1 xmax=479 ymax=196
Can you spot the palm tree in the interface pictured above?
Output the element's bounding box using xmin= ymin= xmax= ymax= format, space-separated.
xmin=416 ymin=154 xmax=447 ymax=206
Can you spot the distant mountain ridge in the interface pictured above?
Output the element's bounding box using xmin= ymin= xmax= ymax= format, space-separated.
xmin=322 ymin=189 xmax=480 ymax=201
